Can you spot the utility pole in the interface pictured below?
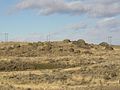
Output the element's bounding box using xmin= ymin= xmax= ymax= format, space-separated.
xmin=46 ymin=32 xmax=50 ymax=42
xmin=4 ymin=32 xmax=8 ymax=42
xmin=0 ymin=32 xmax=8 ymax=42
xmin=108 ymin=36 xmax=112 ymax=45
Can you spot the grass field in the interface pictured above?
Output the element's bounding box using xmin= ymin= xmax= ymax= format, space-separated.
xmin=0 ymin=40 xmax=120 ymax=90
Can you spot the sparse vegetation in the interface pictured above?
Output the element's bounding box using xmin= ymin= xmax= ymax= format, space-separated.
xmin=0 ymin=40 xmax=119 ymax=90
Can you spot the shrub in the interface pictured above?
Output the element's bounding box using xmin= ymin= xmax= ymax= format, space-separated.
xmin=77 ymin=39 xmax=86 ymax=44
xmin=99 ymin=42 xmax=109 ymax=47
xmin=99 ymin=42 xmax=114 ymax=50
xmin=63 ymin=39 xmax=71 ymax=43
xmin=72 ymin=39 xmax=88 ymax=48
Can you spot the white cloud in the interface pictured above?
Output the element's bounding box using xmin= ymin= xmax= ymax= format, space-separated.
xmin=81 ymin=17 xmax=120 ymax=44
xmin=96 ymin=17 xmax=120 ymax=31
xmin=10 ymin=0 xmax=120 ymax=17
xmin=65 ymin=23 xmax=87 ymax=30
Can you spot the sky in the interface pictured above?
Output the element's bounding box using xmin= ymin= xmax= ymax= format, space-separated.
xmin=0 ymin=0 xmax=120 ymax=44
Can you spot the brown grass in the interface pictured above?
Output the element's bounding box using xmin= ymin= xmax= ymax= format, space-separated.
xmin=0 ymin=41 xmax=119 ymax=90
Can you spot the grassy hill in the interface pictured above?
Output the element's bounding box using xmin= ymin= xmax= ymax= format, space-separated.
xmin=0 ymin=39 xmax=120 ymax=90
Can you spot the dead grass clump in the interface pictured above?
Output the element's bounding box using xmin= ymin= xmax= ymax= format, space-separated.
xmin=0 ymin=83 xmax=17 ymax=90
xmin=0 ymin=58 xmax=70 ymax=71
xmin=74 ymin=50 xmax=81 ymax=54
xmin=6 ymin=71 xmax=71 ymax=85
xmin=105 ymin=46 xmax=114 ymax=50
xmin=83 ymin=50 xmax=93 ymax=55
xmin=69 ymin=48 xmax=74 ymax=52
xmin=34 ymin=63 xmax=60 ymax=69
xmin=0 ymin=60 xmax=35 ymax=71
xmin=58 ymin=48 xmax=63 ymax=52
xmin=13 ymin=44 xmax=21 ymax=48
xmin=43 ymin=42 xmax=52 ymax=51
xmin=103 ymin=71 xmax=117 ymax=80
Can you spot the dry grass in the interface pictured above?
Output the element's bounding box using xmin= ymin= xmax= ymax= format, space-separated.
xmin=0 ymin=41 xmax=120 ymax=90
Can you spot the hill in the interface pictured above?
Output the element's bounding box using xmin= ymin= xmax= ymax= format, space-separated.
xmin=0 ymin=39 xmax=120 ymax=90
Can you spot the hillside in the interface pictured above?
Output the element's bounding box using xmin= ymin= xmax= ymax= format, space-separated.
xmin=0 ymin=39 xmax=120 ymax=90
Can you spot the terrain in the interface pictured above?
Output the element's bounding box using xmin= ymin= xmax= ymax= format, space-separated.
xmin=0 ymin=39 xmax=120 ymax=90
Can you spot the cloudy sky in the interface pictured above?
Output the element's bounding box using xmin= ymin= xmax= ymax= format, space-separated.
xmin=0 ymin=0 xmax=120 ymax=44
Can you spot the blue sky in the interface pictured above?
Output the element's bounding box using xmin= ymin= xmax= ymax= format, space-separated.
xmin=0 ymin=0 xmax=120 ymax=44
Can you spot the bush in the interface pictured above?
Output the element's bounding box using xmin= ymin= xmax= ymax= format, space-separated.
xmin=99 ymin=42 xmax=114 ymax=50
xmin=72 ymin=39 xmax=88 ymax=48
xmin=77 ymin=39 xmax=86 ymax=44
xmin=63 ymin=39 xmax=71 ymax=43
xmin=99 ymin=42 xmax=109 ymax=47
